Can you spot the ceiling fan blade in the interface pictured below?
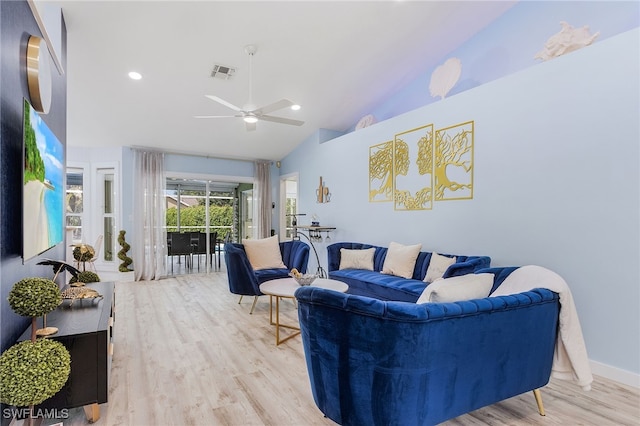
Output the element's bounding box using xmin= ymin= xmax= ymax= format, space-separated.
xmin=259 ymin=115 xmax=305 ymax=126
xmin=205 ymin=95 xmax=243 ymax=112
xmin=256 ymin=99 xmax=294 ymax=115
xmin=201 ymin=48 xmax=303 ymax=131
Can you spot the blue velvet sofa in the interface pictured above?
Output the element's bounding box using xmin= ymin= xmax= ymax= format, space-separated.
xmin=295 ymin=266 xmax=560 ymax=425
xmin=327 ymin=242 xmax=491 ymax=302
xmin=224 ymin=240 xmax=310 ymax=313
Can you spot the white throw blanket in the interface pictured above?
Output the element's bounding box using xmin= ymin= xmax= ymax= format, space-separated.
xmin=491 ymin=265 xmax=593 ymax=391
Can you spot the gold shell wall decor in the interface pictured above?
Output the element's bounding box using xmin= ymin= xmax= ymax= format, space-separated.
xmin=369 ymin=141 xmax=394 ymax=202
xmin=434 ymin=121 xmax=474 ymax=201
xmin=393 ymin=124 xmax=434 ymax=211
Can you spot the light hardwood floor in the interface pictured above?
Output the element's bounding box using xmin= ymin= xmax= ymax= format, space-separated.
xmin=44 ymin=271 xmax=639 ymax=426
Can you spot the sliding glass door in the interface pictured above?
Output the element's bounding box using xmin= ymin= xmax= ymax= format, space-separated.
xmin=165 ymin=180 xmax=236 ymax=235
xmin=164 ymin=178 xmax=247 ymax=274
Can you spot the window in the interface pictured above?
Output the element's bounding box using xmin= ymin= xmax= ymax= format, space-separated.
xmin=280 ymin=175 xmax=298 ymax=241
xmin=241 ymin=189 xmax=253 ymax=240
xmin=66 ymin=168 xmax=84 ymax=243
xmin=95 ymin=167 xmax=117 ymax=262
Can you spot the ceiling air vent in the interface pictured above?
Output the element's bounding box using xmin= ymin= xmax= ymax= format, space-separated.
xmin=211 ymin=64 xmax=236 ymax=80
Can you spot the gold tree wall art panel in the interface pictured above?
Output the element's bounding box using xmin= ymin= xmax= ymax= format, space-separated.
xmin=394 ymin=124 xmax=434 ymax=210
xmin=369 ymin=141 xmax=393 ymax=202
xmin=435 ymin=120 xmax=474 ymax=201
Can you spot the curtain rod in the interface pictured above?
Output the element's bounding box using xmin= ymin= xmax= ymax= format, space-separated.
xmin=128 ymin=145 xmax=273 ymax=164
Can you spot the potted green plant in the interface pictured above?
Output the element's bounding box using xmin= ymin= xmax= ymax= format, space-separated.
xmin=0 ymin=339 xmax=70 ymax=424
xmin=118 ymin=230 xmax=133 ymax=272
xmin=69 ymin=270 xmax=101 ymax=285
xmin=0 ymin=277 xmax=71 ymax=425
xmin=8 ymin=277 xmax=62 ymax=339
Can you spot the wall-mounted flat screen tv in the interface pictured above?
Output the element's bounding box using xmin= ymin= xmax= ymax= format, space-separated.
xmin=23 ymin=99 xmax=64 ymax=262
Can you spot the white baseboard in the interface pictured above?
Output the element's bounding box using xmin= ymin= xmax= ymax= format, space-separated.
xmin=590 ymin=360 xmax=640 ymax=389
xmin=97 ymin=270 xmax=135 ymax=282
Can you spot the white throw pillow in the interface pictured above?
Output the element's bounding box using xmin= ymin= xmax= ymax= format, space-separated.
xmin=416 ymin=273 xmax=494 ymax=304
xmin=339 ymin=248 xmax=375 ymax=270
xmin=423 ymin=252 xmax=456 ymax=283
xmin=381 ymin=242 xmax=422 ymax=279
xmin=241 ymin=235 xmax=286 ymax=270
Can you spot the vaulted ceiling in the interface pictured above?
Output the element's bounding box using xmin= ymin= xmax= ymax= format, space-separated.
xmin=56 ymin=1 xmax=515 ymax=161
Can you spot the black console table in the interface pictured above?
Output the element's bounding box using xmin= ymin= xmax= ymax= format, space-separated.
xmin=18 ymin=281 xmax=115 ymax=422
xmin=292 ymin=226 xmax=336 ymax=278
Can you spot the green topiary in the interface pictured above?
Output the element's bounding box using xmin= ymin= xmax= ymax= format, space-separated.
xmin=0 ymin=339 xmax=71 ymax=407
xmin=72 ymin=244 xmax=94 ymax=262
xmin=69 ymin=271 xmax=101 ymax=285
xmin=118 ymin=230 xmax=133 ymax=272
xmin=8 ymin=278 xmax=61 ymax=318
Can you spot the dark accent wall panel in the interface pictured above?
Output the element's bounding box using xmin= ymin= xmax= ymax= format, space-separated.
xmin=0 ymin=0 xmax=67 ymax=356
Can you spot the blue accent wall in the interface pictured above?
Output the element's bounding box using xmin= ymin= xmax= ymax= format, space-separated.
xmin=0 ymin=1 xmax=67 ymax=353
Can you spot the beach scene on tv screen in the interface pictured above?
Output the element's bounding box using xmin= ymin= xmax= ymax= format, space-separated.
xmin=23 ymin=101 xmax=64 ymax=260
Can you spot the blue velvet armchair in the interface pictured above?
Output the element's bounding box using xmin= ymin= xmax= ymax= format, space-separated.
xmin=295 ymin=267 xmax=560 ymax=425
xmin=224 ymin=240 xmax=310 ymax=313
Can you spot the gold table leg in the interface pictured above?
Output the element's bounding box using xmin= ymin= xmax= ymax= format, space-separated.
xmin=268 ymin=295 xmax=300 ymax=345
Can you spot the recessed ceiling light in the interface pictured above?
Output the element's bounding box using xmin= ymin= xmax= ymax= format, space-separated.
xmin=128 ymin=71 xmax=142 ymax=80
xmin=291 ymin=104 xmax=301 ymax=111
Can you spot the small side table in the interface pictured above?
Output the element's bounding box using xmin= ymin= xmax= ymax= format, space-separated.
xmin=259 ymin=278 xmax=348 ymax=345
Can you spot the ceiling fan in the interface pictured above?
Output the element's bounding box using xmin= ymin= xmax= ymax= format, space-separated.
xmin=195 ymin=45 xmax=304 ymax=131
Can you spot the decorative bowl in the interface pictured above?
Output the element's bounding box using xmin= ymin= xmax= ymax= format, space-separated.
xmin=290 ymin=273 xmax=317 ymax=286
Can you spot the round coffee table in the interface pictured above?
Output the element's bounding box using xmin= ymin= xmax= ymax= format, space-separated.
xmin=259 ymin=278 xmax=348 ymax=345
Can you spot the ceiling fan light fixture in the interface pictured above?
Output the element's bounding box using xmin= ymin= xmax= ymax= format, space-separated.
xmin=197 ymin=45 xmax=305 ymax=130
xmin=291 ymin=104 xmax=301 ymax=111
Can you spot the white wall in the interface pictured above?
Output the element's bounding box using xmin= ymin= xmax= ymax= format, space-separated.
xmin=281 ymin=29 xmax=639 ymax=385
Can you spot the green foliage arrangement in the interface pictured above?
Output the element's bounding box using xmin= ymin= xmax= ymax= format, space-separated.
xmin=69 ymin=271 xmax=101 ymax=285
xmin=72 ymin=245 xmax=94 ymax=262
xmin=117 ymin=230 xmax=133 ymax=272
xmin=8 ymin=278 xmax=61 ymax=318
xmin=0 ymin=339 xmax=71 ymax=407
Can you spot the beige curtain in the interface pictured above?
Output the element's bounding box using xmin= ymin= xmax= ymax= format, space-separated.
xmin=132 ymin=150 xmax=167 ymax=280
xmin=253 ymin=160 xmax=272 ymax=239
